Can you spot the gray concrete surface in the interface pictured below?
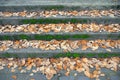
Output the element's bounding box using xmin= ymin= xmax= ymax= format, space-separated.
xmin=0 ymin=32 xmax=119 ymax=40
xmin=0 ymin=47 xmax=119 ymax=58
xmin=0 ymin=0 xmax=119 ymax=6
xmin=0 ymin=0 xmax=119 ymax=12
xmin=0 ymin=17 xmax=120 ymax=25
xmin=0 ymin=67 xmax=120 ymax=80
xmin=0 ymin=0 xmax=120 ymax=79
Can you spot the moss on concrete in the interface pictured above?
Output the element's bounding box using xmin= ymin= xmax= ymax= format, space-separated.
xmin=53 ymin=53 xmax=120 ymax=58
xmin=0 ymin=34 xmax=90 ymax=40
xmin=0 ymin=53 xmax=119 ymax=58
xmin=22 ymin=18 xmax=88 ymax=24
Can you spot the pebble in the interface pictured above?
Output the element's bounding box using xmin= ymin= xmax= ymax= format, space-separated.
xmin=118 ymin=64 xmax=120 ymax=67
xmin=30 ymin=78 xmax=35 ymax=80
xmin=20 ymin=69 xmax=26 ymax=73
xmin=8 ymin=62 xmax=13 ymax=67
xmin=96 ymin=78 xmax=100 ymax=80
xmin=82 ymin=58 xmax=88 ymax=63
xmin=106 ymin=49 xmax=112 ymax=52
xmin=0 ymin=66 xmax=4 ymax=70
xmin=30 ymin=73 xmax=34 ymax=76
xmin=32 ymin=70 xmax=37 ymax=73
xmin=109 ymin=14 xmax=115 ymax=17
xmin=8 ymin=58 xmax=14 ymax=60
xmin=84 ymin=71 xmax=91 ymax=78
xmin=74 ymin=73 xmax=77 ymax=76
xmin=100 ymin=73 xmax=105 ymax=76
xmin=11 ymin=69 xmax=15 ymax=73
xmin=11 ymin=75 xmax=17 ymax=80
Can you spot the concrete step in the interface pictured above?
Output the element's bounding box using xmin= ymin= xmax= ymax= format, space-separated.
xmin=0 ymin=23 xmax=119 ymax=40
xmin=0 ymin=48 xmax=120 ymax=58
xmin=0 ymin=47 xmax=119 ymax=54
xmin=0 ymin=0 xmax=119 ymax=79
xmin=0 ymin=5 xmax=120 ymax=12
xmin=0 ymin=68 xmax=120 ymax=80
xmin=0 ymin=57 xmax=120 ymax=80
xmin=0 ymin=40 xmax=119 ymax=58
xmin=0 ymin=0 xmax=119 ymax=11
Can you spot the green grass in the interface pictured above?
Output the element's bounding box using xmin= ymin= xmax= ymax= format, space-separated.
xmin=112 ymin=5 xmax=120 ymax=9
xmin=118 ymin=35 xmax=120 ymax=39
xmin=53 ymin=53 xmax=120 ymax=58
xmin=72 ymin=34 xmax=89 ymax=39
xmin=2 ymin=36 xmax=11 ymax=40
xmin=35 ymin=5 xmax=84 ymax=10
xmin=34 ymin=34 xmax=90 ymax=40
xmin=1 ymin=53 xmax=19 ymax=58
xmin=107 ymin=34 xmax=112 ymax=38
xmin=0 ymin=53 xmax=119 ymax=58
xmin=27 ymin=5 xmax=66 ymax=10
xmin=0 ymin=34 xmax=90 ymax=40
xmin=36 ymin=5 xmax=120 ymax=10
xmin=27 ymin=53 xmax=48 ymax=58
xmin=22 ymin=18 xmax=88 ymax=24
xmin=1 ymin=34 xmax=119 ymax=40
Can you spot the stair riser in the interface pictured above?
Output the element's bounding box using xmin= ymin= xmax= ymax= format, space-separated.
xmin=0 ymin=53 xmax=120 ymax=58
xmin=0 ymin=33 xmax=119 ymax=40
xmin=0 ymin=18 xmax=120 ymax=25
xmin=0 ymin=5 xmax=120 ymax=12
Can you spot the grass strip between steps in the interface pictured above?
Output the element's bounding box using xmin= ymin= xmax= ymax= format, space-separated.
xmin=0 ymin=53 xmax=120 ymax=58
xmin=0 ymin=33 xmax=119 ymax=40
xmin=22 ymin=18 xmax=88 ymax=24
xmin=0 ymin=34 xmax=90 ymax=40
xmin=53 ymin=53 xmax=120 ymax=58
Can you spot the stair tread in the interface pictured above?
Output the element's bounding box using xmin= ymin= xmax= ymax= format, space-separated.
xmin=0 ymin=23 xmax=120 ymax=34
xmin=0 ymin=58 xmax=120 ymax=80
xmin=0 ymin=47 xmax=120 ymax=54
xmin=0 ymin=40 xmax=119 ymax=54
